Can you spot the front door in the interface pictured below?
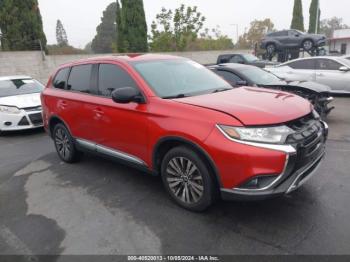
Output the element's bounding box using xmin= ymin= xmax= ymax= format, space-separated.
xmin=92 ymin=63 xmax=149 ymax=166
xmin=314 ymin=58 xmax=350 ymax=91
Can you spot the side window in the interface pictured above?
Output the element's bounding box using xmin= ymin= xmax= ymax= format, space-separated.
xmin=53 ymin=68 xmax=70 ymax=89
xmin=229 ymin=55 xmax=245 ymax=64
xmin=67 ymin=64 xmax=93 ymax=93
xmin=98 ymin=64 xmax=138 ymax=97
xmin=216 ymin=70 xmax=243 ymax=85
xmin=287 ymin=60 xmax=315 ymax=70
xmin=315 ymin=59 xmax=342 ymax=70
xmin=270 ymin=31 xmax=288 ymax=37
xmin=288 ymin=30 xmax=299 ymax=37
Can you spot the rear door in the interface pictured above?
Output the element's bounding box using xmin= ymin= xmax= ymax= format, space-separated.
xmin=314 ymin=58 xmax=350 ymax=91
xmin=92 ymin=63 xmax=149 ymax=165
xmin=288 ymin=30 xmax=302 ymax=48
xmin=58 ymin=63 xmax=98 ymax=142
xmin=283 ymin=59 xmax=316 ymax=81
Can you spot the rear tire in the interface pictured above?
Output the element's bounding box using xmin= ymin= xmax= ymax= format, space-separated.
xmin=53 ymin=123 xmax=81 ymax=163
xmin=266 ymin=43 xmax=276 ymax=55
xmin=161 ymin=146 xmax=215 ymax=212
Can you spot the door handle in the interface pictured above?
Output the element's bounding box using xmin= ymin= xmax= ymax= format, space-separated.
xmin=58 ymin=100 xmax=67 ymax=109
xmin=94 ymin=108 xmax=104 ymax=115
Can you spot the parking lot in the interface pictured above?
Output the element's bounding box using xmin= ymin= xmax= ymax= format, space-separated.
xmin=0 ymin=98 xmax=349 ymax=256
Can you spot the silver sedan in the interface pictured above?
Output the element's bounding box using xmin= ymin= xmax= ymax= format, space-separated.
xmin=266 ymin=56 xmax=350 ymax=93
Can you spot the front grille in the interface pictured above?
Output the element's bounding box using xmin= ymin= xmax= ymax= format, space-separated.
xmin=28 ymin=113 xmax=43 ymax=126
xmin=286 ymin=113 xmax=326 ymax=170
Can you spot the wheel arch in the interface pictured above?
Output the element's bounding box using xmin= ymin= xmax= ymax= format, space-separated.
xmin=152 ymin=136 xmax=222 ymax=188
xmin=48 ymin=115 xmax=71 ymax=138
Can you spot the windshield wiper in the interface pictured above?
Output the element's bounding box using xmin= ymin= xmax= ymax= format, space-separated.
xmin=211 ymin=87 xmax=233 ymax=93
xmin=162 ymin=94 xmax=187 ymax=99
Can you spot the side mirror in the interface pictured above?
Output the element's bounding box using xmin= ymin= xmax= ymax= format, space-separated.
xmin=339 ymin=66 xmax=350 ymax=72
xmin=111 ymin=87 xmax=145 ymax=104
xmin=295 ymin=34 xmax=300 ymax=37
xmin=236 ymin=80 xmax=248 ymax=86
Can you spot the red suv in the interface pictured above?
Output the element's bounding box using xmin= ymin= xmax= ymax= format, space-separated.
xmin=42 ymin=54 xmax=328 ymax=211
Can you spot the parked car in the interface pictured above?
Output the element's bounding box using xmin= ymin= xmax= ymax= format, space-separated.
xmin=260 ymin=29 xmax=327 ymax=54
xmin=42 ymin=55 xmax=328 ymax=211
xmin=208 ymin=63 xmax=334 ymax=118
xmin=215 ymin=53 xmax=278 ymax=68
xmin=0 ymin=76 xmax=44 ymax=132
xmin=266 ymin=56 xmax=350 ymax=93
xmin=342 ymin=54 xmax=350 ymax=60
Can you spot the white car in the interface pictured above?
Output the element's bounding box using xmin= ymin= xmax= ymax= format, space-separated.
xmin=266 ymin=56 xmax=350 ymax=93
xmin=342 ymin=55 xmax=350 ymax=61
xmin=0 ymin=76 xmax=44 ymax=132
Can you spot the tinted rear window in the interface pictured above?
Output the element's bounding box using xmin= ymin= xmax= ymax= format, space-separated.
xmin=216 ymin=70 xmax=242 ymax=85
xmin=0 ymin=79 xmax=44 ymax=98
xmin=53 ymin=68 xmax=70 ymax=89
xmin=287 ymin=59 xmax=315 ymax=70
xmin=67 ymin=64 xmax=93 ymax=93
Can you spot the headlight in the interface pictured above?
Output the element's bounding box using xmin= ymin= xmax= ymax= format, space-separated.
xmin=0 ymin=105 xmax=21 ymax=114
xmin=218 ymin=125 xmax=294 ymax=144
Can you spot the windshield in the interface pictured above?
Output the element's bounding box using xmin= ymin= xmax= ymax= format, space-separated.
xmin=242 ymin=54 xmax=259 ymax=62
xmin=240 ymin=67 xmax=285 ymax=85
xmin=0 ymin=78 xmax=44 ymax=98
xmin=133 ymin=59 xmax=232 ymax=98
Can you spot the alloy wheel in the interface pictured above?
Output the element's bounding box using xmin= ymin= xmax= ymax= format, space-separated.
xmin=303 ymin=40 xmax=313 ymax=51
xmin=166 ymin=157 xmax=204 ymax=204
xmin=55 ymin=128 xmax=71 ymax=160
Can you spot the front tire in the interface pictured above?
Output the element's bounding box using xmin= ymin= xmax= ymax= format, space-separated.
xmin=303 ymin=40 xmax=314 ymax=51
xmin=53 ymin=123 xmax=80 ymax=163
xmin=161 ymin=146 xmax=215 ymax=212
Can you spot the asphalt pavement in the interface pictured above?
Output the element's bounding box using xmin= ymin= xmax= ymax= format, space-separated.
xmin=0 ymin=98 xmax=350 ymax=256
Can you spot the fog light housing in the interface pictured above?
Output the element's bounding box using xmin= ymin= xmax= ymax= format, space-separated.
xmin=236 ymin=175 xmax=278 ymax=190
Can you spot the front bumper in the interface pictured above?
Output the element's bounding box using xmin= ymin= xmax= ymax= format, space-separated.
xmin=220 ymin=120 xmax=328 ymax=201
xmin=0 ymin=108 xmax=43 ymax=131
xmin=221 ymin=148 xmax=325 ymax=201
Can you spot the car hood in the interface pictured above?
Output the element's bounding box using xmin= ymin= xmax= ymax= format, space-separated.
xmin=0 ymin=93 xmax=41 ymax=108
xmin=176 ymin=87 xmax=312 ymax=126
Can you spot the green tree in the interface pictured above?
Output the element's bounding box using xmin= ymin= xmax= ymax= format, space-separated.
xmin=0 ymin=0 xmax=47 ymax=51
xmin=238 ymin=19 xmax=275 ymax=49
xmin=320 ymin=17 xmax=349 ymax=38
xmin=291 ymin=0 xmax=305 ymax=31
xmin=150 ymin=5 xmax=206 ymax=51
xmin=56 ymin=20 xmax=68 ymax=47
xmin=91 ymin=2 xmax=117 ymax=54
xmin=117 ymin=0 xmax=148 ymax=53
xmin=308 ymin=0 xmax=320 ymax=33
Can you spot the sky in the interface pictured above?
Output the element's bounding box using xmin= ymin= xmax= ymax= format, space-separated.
xmin=37 ymin=0 xmax=350 ymax=48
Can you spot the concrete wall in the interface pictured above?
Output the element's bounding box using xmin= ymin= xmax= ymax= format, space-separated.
xmin=0 ymin=50 xmax=249 ymax=84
